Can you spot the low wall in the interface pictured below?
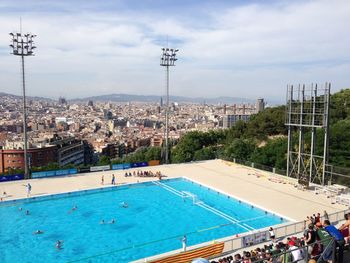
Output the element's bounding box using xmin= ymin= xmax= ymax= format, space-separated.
xmin=0 ymin=174 xmax=24 ymax=182
xmin=31 ymin=168 xmax=78 ymax=179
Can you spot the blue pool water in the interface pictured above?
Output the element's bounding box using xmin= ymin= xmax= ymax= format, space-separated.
xmin=0 ymin=178 xmax=287 ymax=262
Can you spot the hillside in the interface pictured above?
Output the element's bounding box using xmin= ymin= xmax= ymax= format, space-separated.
xmin=71 ymin=93 xmax=257 ymax=104
xmin=115 ymin=89 xmax=350 ymax=181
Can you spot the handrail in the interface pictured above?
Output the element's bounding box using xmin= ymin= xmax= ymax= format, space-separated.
xmin=68 ymin=188 xmax=349 ymax=262
xmin=211 ymin=208 xmax=350 ymax=259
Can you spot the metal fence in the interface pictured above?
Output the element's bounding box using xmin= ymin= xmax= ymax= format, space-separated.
xmin=214 ymin=209 xmax=349 ymax=256
xmin=225 ymin=157 xmax=350 ymax=185
xmin=71 ymin=209 xmax=348 ymax=262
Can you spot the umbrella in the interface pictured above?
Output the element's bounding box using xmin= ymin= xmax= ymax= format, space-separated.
xmin=192 ymin=258 xmax=209 ymax=263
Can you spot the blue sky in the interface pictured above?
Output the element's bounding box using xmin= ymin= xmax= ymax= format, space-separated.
xmin=0 ymin=0 xmax=349 ymax=101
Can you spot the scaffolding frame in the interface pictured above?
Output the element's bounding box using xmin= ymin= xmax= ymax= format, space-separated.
xmin=285 ymin=83 xmax=330 ymax=186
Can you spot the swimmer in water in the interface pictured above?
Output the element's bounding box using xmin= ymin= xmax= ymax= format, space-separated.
xmin=109 ymin=219 xmax=115 ymax=224
xmin=34 ymin=230 xmax=44 ymax=235
xmin=68 ymin=205 xmax=78 ymax=214
xmin=25 ymin=210 xmax=30 ymax=215
xmin=18 ymin=207 xmax=23 ymax=211
xmin=55 ymin=240 xmax=63 ymax=250
xmin=120 ymin=202 xmax=128 ymax=208
xmin=100 ymin=219 xmax=105 ymax=224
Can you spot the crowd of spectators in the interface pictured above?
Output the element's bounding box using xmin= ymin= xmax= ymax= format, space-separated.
xmin=125 ymin=170 xmax=162 ymax=178
xmin=210 ymin=211 xmax=349 ymax=263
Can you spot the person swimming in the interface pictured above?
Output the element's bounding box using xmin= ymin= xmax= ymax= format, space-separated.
xmin=25 ymin=210 xmax=30 ymax=215
xmin=55 ymin=240 xmax=63 ymax=250
xmin=100 ymin=219 xmax=105 ymax=224
xmin=68 ymin=205 xmax=78 ymax=214
xmin=34 ymin=230 xmax=44 ymax=235
xmin=120 ymin=202 xmax=128 ymax=208
xmin=18 ymin=207 xmax=23 ymax=211
xmin=109 ymin=219 xmax=115 ymax=224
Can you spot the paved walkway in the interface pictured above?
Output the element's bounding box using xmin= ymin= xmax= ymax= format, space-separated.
xmin=0 ymin=159 xmax=346 ymax=221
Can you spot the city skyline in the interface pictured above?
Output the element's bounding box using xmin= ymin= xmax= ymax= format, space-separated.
xmin=0 ymin=0 xmax=349 ymax=100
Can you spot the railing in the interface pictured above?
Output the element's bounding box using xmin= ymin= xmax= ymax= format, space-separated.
xmin=66 ymin=208 xmax=349 ymax=262
xmin=212 ymin=208 xmax=349 ymax=256
xmin=223 ymin=157 xmax=350 ymax=186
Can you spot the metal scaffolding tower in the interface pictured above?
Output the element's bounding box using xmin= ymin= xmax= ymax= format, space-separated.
xmin=285 ymin=83 xmax=330 ymax=186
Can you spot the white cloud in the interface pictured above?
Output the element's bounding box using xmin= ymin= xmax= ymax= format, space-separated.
xmin=0 ymin=0 xmax=349 ymax=100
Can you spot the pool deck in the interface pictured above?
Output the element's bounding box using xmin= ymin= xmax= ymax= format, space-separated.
xmin=0 ymin=159 xmax=345 ymax=221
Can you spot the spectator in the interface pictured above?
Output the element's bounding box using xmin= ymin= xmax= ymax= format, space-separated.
xmin=288 ymin=240 xmax=305 ymax=263
xmin=304 ymin=224 xmax=316 ymax=255
xmin=315 ymin=213 xmax=321 ymax=224
xmin=338 ymin=213 xmax=350 ymax=244
xmin=234 ymin=253 xmax=241 ymax=263
xmin=324 ymin=220 xmax=344 ymax=263
xmin=338 ymin=213 xmax=350 ymax=232
xmin=242 ymin=251 xmax=252 ymax=263
xmin=323 ymin=210 xmax=329 ymax=222
xmin=268 ymin=227 xmax=275 ymax=243
xmin=315 ymin=222 xmax=333 ymax=263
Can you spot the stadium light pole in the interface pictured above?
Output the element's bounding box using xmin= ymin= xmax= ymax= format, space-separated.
xmin=160 ymin=47 xmax=178 ymax=164
xmin=9 ymin=31 xmax=36 ymax=179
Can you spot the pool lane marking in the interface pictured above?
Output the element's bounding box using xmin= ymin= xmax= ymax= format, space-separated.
xmin=197 ymin=225 xmax=220 ymax=232
xmin=152 ymin=181 xmax=184 ymax=197
xmin=152 ymin=181 xmax=255 ymax=231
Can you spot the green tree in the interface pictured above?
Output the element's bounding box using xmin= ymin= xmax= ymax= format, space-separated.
xmin=328 ymin=119 xmax=350 ymax=167
xmin=250 ymin=138 xmax=288 ymax=169
xmin=330 ymin=89 xmax=350 ymax=124
xmin=144 ymin=147 xmax=162 ymax=161
xmin=226 ymin=120 xmax=247 ymax=142
xmin=193 ymin=146 xmax=217 ymax=161
xmin=223 ymin=138 xmax=256 ymax=161
xmin=246 ymin=106 xmax=287 ymax=139
xmin=98 ymin=155 xmax=111 ymax=166
xmin=31 ymin=162 xmax=60 ymax=172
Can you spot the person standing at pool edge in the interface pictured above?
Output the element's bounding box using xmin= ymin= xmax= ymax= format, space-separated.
xmin=101 ymin=175 xmax=104 ymax=185
xmin=111 ymin=174 xmax=115 ymax=185
xmin=182 ymin=235 xmax=187 ymax=252
xmin=26 ymin=183 xmax=32 ymax=197
xmin=268 ymin=227 xmax=275 ymax=243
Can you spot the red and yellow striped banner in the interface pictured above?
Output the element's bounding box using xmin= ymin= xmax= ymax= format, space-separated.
xmin=149 ymin=242 xmax=224 ymax=263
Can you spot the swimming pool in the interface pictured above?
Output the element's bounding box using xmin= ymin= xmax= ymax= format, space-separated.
xmin=0 ymin=178 xmax=287 ymax=262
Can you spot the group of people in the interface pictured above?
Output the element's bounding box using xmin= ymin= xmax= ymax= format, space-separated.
xmin=18 ymin=207 xmax=30 ymax=215
xmin=101 ymin=174 xmax=115 ymax=185
xmin=135 ymin=170 xmax=162 ymax=178
xmin=212 ymin=211 xmax=349 ymax=263
xmin=30 ymin=205 xmax=79 ymax=251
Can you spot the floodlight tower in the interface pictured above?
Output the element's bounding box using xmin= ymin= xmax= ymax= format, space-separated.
xmin=160 ymin=47 xmax=178 ymax=164
xmin=9 ymin=31 xmax=36 ymax=179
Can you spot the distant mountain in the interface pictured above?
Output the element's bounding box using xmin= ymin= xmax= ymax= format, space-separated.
xmin=71 ymin=93 xmax=256 ymax=104
xmin=0 ymin=91 xmax=282 ymax=105
xmin=0 ymin=92 xmax=54 ymax=102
